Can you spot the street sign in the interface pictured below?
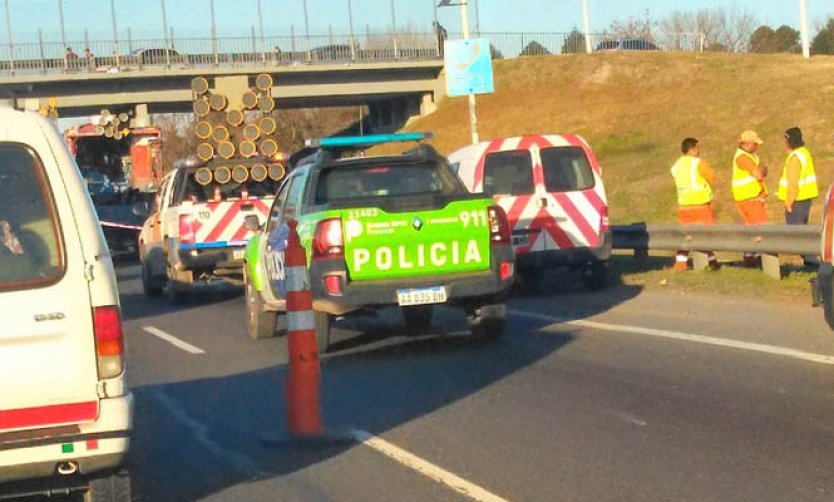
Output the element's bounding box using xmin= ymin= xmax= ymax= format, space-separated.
xmin=444 ymin=38 xmax=494 ymax=97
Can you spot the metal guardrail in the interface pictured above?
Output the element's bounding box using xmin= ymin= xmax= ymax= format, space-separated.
xmin=612 ymin=223 xmax=820 ymax=258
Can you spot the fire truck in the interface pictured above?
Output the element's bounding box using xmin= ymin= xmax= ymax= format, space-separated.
xmin=64 ymin=122 xmax=163 ymax=253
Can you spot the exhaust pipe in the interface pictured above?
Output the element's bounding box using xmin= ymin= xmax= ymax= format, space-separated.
xmin=56 ymin=461 xmax=79 ymax=476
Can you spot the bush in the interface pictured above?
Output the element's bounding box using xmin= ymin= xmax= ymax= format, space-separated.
xmin=561 ymin=28 xmax=587 ymax=54
xmin=520 ymin=40 xmax=550 ymax=57
xmin=811 ymin=17 xmax=834 ymax=55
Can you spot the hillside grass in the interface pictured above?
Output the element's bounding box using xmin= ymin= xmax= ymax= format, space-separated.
xmin=407 ymin=52 xmax=834 ymax=225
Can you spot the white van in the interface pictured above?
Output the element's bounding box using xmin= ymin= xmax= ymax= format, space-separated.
xmin=0 ymin=107 xmax=132 ymax=499
xmin=449 ymin=134 xmax=612 ymax=289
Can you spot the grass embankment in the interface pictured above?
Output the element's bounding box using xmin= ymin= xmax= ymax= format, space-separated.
xmin=406 ymin=52 xmax=834 ymax=299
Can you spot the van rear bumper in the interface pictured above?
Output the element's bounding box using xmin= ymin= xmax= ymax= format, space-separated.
xmin=0 ymin=392 xmax=133 ymax=484
xmin=516 ymin=230 xmax=612 ymax=270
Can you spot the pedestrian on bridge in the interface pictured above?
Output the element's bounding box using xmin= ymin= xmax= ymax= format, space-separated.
xmin=732 ymin=130 xmax=769 ymax=267
xmin=671 ymin=137 xmax=719 ymax=272
xmin=779 ymin=126 xmax=819 ymax=266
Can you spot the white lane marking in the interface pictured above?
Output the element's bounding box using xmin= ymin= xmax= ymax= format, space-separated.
xmin=148 ymin=390 xmax=262 ymax=478
xmin=510 ymin=310 xmax=834 ymax=367
xmin=141 ymin=326 xmax=206 ymax=355
xmin=350 ymin=429 xmax=509 ymax=502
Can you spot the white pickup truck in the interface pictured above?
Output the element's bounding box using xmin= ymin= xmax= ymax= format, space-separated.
xmin=138 ymin=157 xmax=282 ymax=301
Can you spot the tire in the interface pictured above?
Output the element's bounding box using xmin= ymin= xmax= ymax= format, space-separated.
xmin=468 ymin=304 xmax=506 ymax=340
xmin=821 ymin=268 xmax=834 ymax=331
xmin=519 ymin=269 xmax=545 ymax=290
xmin=402 ymin=305 xmax=433 ymax=332
xmin=245 ymin=266 xmax=277 ymax=339
xmin=165 ymin=266 xmax=192 ymax=304
xmin=84 ymin=468 xmax=131 ymax=502
xmin=141 ymin=258 xmax=164 ymax=298
xmin=314 ymin=311 xmax=331 ymax=354
xmin=582 ymin=260 xmax=608 ymax=291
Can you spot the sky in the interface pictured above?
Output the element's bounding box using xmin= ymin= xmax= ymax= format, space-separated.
xmin=1 ymin=0 xmax=833 ymax=44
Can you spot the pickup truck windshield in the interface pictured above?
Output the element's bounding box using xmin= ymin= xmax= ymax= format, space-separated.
xmin=314 ymin=160 xmax=459 ymax=204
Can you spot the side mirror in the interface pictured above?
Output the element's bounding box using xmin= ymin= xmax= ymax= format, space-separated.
xmin=132 ymin=200 xmax=151 ymax=218
xmin=245 ymin=214 xmax=262 ymax=231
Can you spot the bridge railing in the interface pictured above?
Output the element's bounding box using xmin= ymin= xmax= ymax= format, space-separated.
xmin=0 ymin=32 xmax=441 ymax=76
xmin=466 ymin=32 xmax=705 ymax=57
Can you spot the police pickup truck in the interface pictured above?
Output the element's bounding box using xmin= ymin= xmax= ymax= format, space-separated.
xmin=243 ymin=133 xmax=515 ymax=350
xmin=139 ymin=157 xmax=282 ymax=301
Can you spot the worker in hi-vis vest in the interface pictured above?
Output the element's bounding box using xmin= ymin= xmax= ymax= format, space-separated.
xmin=670 ymin=137 xmax=720 ymax=272
xmin=732 ymin=130 xmax=769 ymax=268
xmin=778 ymin=126 xmax=819 ymax=266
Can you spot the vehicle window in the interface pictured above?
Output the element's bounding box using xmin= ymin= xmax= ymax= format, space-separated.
xmin=482 ymin=150 xmax=534 ymax=196
xmin=0 ymin=143 xmax=64 ymax=290
xmin=314 ymin=160 xmax=456 ymax=204
xmin=541 ymin=146 xmax=595 ymax=192
xmin=283 ymin=175 xmax=306 ymax=221
xmin=266 ymin=178 xmax=293 ymax=232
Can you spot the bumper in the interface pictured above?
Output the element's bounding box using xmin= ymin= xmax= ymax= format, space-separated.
xmin=310 ymin=245 xmax=515 ymax=316
xmin=516 ymin=231 xmax=612 ymax=271
xmin=174 ymin=242 xmax=247 ymax=274
xmin=0 ymin=392 xmax=133 ymax=484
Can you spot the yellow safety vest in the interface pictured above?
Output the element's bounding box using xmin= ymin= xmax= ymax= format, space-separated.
xmin=671 ymin=155 xmax=712 ymax=206
xmin=732 ymin=149 xmax=766 ymax=201
xmin=777 ymin=146 xmax=819 ymax=202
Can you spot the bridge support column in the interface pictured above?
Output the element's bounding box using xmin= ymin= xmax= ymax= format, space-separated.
xmin=420 ymin=93 xmax=437 ymax=116
xmin=133 ymin=103 xmax=151 ymax=128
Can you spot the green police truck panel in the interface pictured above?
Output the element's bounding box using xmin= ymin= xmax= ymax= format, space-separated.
xmin=341 ymin=201 xmax=492 ymax=281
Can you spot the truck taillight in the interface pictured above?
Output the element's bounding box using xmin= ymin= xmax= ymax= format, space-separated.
xmin=179 ymin=214 xmax=195 ymax=244
xmin=488 ymin=206 xmax=511 ymax=245
xmin=600 ymin=206 xmax=610 ymax=233
xmin=93 ymin=306 xmax=124 ymax=379
xmin=312 ymin=218 xmax=344 ymax=259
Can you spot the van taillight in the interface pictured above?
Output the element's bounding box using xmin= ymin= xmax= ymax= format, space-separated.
xmin=93 ymin=306 xmax=124 ymax=379
xmin=312 ymin=218 xmax=344 ymax=259
xmin=179 ymin=214 xmax=195 ymax=244
xmin=488 ymin=206 xmax=511 ymax=245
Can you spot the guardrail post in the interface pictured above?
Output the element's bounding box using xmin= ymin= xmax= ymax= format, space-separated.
xmin=691 ymin=251 xmax=710 ymax=272
xmin=761 ymin=254 xmax=781 ymax=280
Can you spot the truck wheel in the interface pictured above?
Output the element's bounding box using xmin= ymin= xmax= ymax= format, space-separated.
xmin=245 ymin=266 xmax=277 ymax=339
xmin=519 ymin=269 xmax=545 ymax=291
xmin=166 ymin=267 xmax=192 ymax=304
xmin=468 ymin=303 xmax=507 ymax=340
xmin=141 ymin=258 xmax=164 ymax=297
xmin=402 ymin=305 xmax=433 ymax=332
xmin=314 ymin=311 xmax=331 ymax=354
xmin=582 ymin=261 xmax=608 ymax=291
xmin=84 ymin=468 xmax=131 ymax=502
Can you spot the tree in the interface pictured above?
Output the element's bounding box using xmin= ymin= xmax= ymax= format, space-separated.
xmin=520 ymin=40 xmax=550 ymax=57
xmin=607 ymin=10 xmax=654 ymax=40
xmin=657 ymin=7 xmax=758 ymax=53
xmin=749 ymin=25 xmax=776 ymax=53
xmin=773 ymin=25 xmax=800 ymax=53
xmin=490 ymin=44 xmax=504 ymax=60
xmin=811 ymin=17 xmax=834 ymax=55
xmin=561 ymin=28 xmax=587 ymax=54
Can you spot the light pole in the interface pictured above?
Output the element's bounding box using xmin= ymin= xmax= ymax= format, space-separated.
xmin=460 ymin=1 xmax=478 ymax=144
xmin=390 ymin=0 xmax=399 ymax=58
xmin=582 ymin=0 xmax=592 ymax=53
xmin=302 ymin=0 xmax=310 ymax=61
xmin=3 ymin=0 xmax=13 ymax=75
xmin=110 ymin=0 xmax=120 ymax=68
xmin=347 ymin=0 xmax=356 ymax=60
xmin=57 ymin=0 xmax=66 ymax=50
xmin=256 ymin=0 xmax=265 ymax=60
xmin=161 ymin=0 xmax=170 ymax=67
xmin=799 ymin=0 xmax=810 ymax=59
xmin=209 ymin=0 xmax=218 ymax=66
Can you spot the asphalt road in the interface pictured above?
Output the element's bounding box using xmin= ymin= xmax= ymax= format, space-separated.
xmin=114 ymin=262 xmax=834 ymax=502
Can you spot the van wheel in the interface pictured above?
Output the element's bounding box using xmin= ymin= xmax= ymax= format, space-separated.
xmin=166 ymin=267 xmax=192 ymax=304
xmin=402 ymin=305 xmax=433 ymax=332
xmin=821 ymin=269 xmax=834 ymax=331
xmin=314 ymin=311 xmax=331 ymax=354
xmin=84 ymin=468 xmax=131 ymax=502
xmin=468 ymin=304 xmax=506 ymax=340
xmin=519 ymin=269 xmax=545 ymax=290
xmin=141 ymin=259 xmax=164 ymax=297
xmin=582 ymin=261 xmax=608 ymax=291
xmin=245 ymin=266 xmax=277 ymax=339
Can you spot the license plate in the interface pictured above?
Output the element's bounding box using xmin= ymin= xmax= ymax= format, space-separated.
xmin=233 ymin=249 xmax=245 ymax=260
xmin=397 ymin=286 xmax=447 ymax=306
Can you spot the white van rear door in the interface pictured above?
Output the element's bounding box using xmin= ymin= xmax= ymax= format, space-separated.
xmin=0 ymin=139 xmax=100 ymax=431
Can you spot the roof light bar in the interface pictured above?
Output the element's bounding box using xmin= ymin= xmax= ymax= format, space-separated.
xmin=305 ymin=132 xmax=434 ymax=149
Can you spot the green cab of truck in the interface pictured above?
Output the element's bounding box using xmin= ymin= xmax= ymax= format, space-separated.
xmin=243 ymin=133 xmax=515 ymax=351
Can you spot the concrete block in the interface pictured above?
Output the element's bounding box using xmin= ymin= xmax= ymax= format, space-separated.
xmin=692 ymin=251 xmax=710 ymax=271
xmin=761 ymin=253 xmax=781 ymax=280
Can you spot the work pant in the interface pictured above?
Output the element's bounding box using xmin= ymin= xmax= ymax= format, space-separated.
xmin=785 ymin=199 xmax=815 ymax=265
xmin=675 ymin=204 xmax=717 ymax=270
xmin=736 ymin=198 xmax=769 ymax=265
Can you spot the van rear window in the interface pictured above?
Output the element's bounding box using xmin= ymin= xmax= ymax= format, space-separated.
xmin=483 ymin=150 xmax=534 ymax=196
xmin=541 ymin=147 xmax=595 ymax=192
xmin=0 ymin=144 xmax=64 ymax=290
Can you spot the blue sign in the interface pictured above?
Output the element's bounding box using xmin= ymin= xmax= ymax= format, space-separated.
xmin=444 ymin=39 xmax=495 ymax=97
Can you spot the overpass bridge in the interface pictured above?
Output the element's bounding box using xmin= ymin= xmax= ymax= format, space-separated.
xmin=0 ymin=34 xmax=446 ymax=126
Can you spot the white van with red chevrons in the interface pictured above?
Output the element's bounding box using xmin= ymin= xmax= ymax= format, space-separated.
xmin=0 ymin=106 xmax=132 ymax=499
xmin=449 ymin=134 xmax=612 ymax=289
